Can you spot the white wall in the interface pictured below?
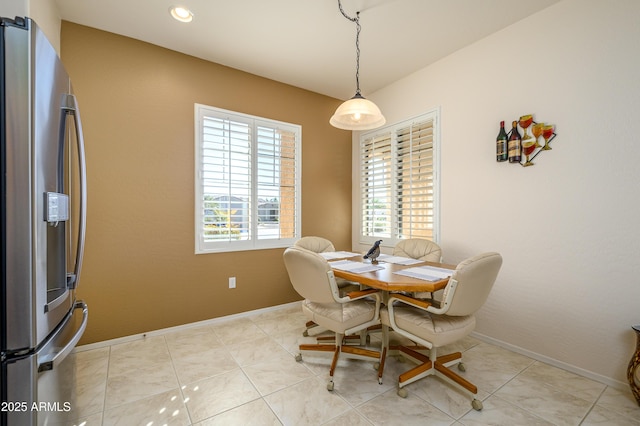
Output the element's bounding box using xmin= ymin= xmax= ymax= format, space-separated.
xmin=1 ymin=0 xmax=61 ymax=51
xmin=0 ymin=0 xmax=27 ymax=19
xmin=29 ymin=0 xmax=60 ymax=52
xmin=355 ymin=0 xmax=640 ymax=388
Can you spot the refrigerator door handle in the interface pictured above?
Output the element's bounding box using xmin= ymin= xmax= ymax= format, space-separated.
xmin=62 ymin=94 xmax=87 ymax=290
xmin=37 ymin=301 xmax=88 ymax=373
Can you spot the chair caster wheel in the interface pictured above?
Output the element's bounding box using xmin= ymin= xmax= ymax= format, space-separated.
xmin=295 ymin=354 xmax=302 ymax=362
xmin=458 ymin=362 xmax=466 ymax=372
xmin=302 ymin=330 xmax=309 ymax=337
xmin=471 ymin=399 xmax=483 ymax=411
xmin=327 ymin=381 xmax=334 ymax=391
xmin=373 ymin=362 xmax=380 ymax=370
xmin=397 ymin=387 xmax=408 ymax=398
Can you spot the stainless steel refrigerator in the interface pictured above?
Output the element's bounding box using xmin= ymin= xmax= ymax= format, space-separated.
xmin=1 ymin=17 xmax=88 ymax=425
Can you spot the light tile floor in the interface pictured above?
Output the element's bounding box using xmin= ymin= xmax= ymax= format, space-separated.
xmin=58 ymin=303 xmax=640 ymax=425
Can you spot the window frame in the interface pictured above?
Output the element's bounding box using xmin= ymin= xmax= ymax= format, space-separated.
xmin=358 ymin=109 xmax=440 ymax=249
xmin=194 ymin=103 xmax=302 ymax=254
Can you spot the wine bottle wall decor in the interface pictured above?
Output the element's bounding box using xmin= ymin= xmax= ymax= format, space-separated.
xmin=496 ymin=114 xmax=556 ymax=167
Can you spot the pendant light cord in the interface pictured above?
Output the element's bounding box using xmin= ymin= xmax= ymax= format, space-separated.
xmin=338 ymin=0 xmax=361 ymax=96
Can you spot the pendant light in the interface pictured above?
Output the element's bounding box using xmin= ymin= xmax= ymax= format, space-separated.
xmin=330 ymin=1 xmax=385 ymax=131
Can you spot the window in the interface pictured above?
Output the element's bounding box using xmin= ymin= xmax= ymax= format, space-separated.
xmin=359 ymin=110 xmax=439 ymax=247
xmin=195 ymin=104 xmax=301 ymax=253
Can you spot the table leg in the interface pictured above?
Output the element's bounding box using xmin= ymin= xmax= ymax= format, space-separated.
xmin=378 ymin=325 xmax=390 ymax=383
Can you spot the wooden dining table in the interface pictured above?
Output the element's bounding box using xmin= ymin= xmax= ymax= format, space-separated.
xmin=329 ymin=255 xmax=456 ymax=294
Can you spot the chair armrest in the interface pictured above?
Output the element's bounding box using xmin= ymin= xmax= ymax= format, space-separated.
xmin=347 ymin=288 xmax=379 ymax=300
xmin=388 ymin=293 xmax=432 ymax=310
xmin=388 ymin=278 xmax=458 ymax=315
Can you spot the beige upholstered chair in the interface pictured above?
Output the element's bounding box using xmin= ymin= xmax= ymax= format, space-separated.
xmin=379 ymin=252 xmax=502 ymax=410
xmin=294 ymin=236 xmax=336 ymax=253
xmin=393 ymin=238 xmax=443 ymax=299
xmin=283 ymin=246 xmax=382 ymax=391
xmin=294 ymin=237 xmax=358 ymax=292
xmin=393 ymin=238 xmax=442 ymax=262
xmin=294 ymin=236 xmax=358 ymax=337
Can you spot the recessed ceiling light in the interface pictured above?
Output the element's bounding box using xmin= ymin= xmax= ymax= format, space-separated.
xmin=169 ymin=6 xmax=193 ymax=23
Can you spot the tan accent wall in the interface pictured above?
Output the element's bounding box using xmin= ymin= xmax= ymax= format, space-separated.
xmin=60 ymin=22 xmax=352 ymax=344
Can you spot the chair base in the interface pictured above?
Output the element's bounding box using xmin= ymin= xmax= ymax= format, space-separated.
xmin=303 ymin=320 xmax=320 ymax=337
xmin=380 ymin=344 xmax=483 ymax=411
xmin=376 ymin=343 xmax=429 ymax=383
xmin=312 ymin=324 xmax=382 ymax=346
xmin=297 ymin=338 xmax=380 ymax=391
xmin=398 ymin=349 xmax=476 ymax=393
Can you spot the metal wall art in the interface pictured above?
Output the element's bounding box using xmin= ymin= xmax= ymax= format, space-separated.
xmin=500 ymin=114 xmax=557 ymax=167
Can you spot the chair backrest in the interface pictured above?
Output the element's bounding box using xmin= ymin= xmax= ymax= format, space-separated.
xmin=445 ymin=252 xmax=502 ymax=316
xmin=393 ymin=238 xmax=442 ymax=262
xmin=294 ymin=236 xmax=336 ymax=253
xmin=283 ymin=246 xmax=338 ymax=304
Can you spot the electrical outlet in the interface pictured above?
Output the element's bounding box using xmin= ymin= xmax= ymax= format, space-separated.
xmin=229 ymin=277 xmax=236 ymax=289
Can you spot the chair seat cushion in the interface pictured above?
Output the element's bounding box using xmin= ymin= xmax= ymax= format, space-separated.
xmin=302 ymin=299 xmax=377 ymax=334
xmin=381 ymin=306 xmax=475 ymax=348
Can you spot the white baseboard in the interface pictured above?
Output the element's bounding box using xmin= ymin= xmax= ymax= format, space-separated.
xmin=74 ymin=301 xmax=301 ymax=353
xmin=471 ymin=331 xmax=630 ymax=392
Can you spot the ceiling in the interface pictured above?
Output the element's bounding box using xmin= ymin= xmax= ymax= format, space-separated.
xmin=55 ymin=0 xmax=560 ymax=100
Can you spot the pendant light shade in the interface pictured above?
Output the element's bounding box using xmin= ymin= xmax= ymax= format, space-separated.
xmin=331 ymin=1 xmax=385 ymax=131
xmin=330 ymin=93 xmax=386 ymax=130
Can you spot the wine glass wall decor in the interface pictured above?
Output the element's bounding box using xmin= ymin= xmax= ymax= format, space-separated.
xmin=498 ymin=114 xmax=556 ymax=167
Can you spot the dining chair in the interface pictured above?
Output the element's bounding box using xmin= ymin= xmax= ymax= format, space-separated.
xmin=379 ymin=251 xmax=502 ymax=410
xmin=294 ymin=236 xmax=359 ymax=337
xmin=294 ymin=235 xmax=335 ymax=253
xmin=283 ymin=246 xmax=382 ymax=391
xmin=393 ymin=238 xmax=443 ymax=299
xmin=392 ymin=238 xmax=442 ymax=262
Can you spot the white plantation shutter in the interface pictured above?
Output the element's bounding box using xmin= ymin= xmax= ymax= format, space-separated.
xmin=360 ymin=110 xmax=439 ymax=247
xmin=201 ymin=116 xmax=252 ymax=242
xmin=361 ymin=132 xmax=393 ymax=237
xmin=196 ymin=105 xmax=301 ymax=253
xmin=255 ymin=123 xmax=297 ymax=240
xmin=396 ymin=119 xmax=435 ymax=240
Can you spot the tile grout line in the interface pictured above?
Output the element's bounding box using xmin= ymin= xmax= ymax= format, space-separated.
xmin=577 ymin=385 xmax=607 ymax=425
xmin=163 ymin=334 xmax=195 ymax=426
xmin=101 ymin=346 xmax=112 ymax=425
